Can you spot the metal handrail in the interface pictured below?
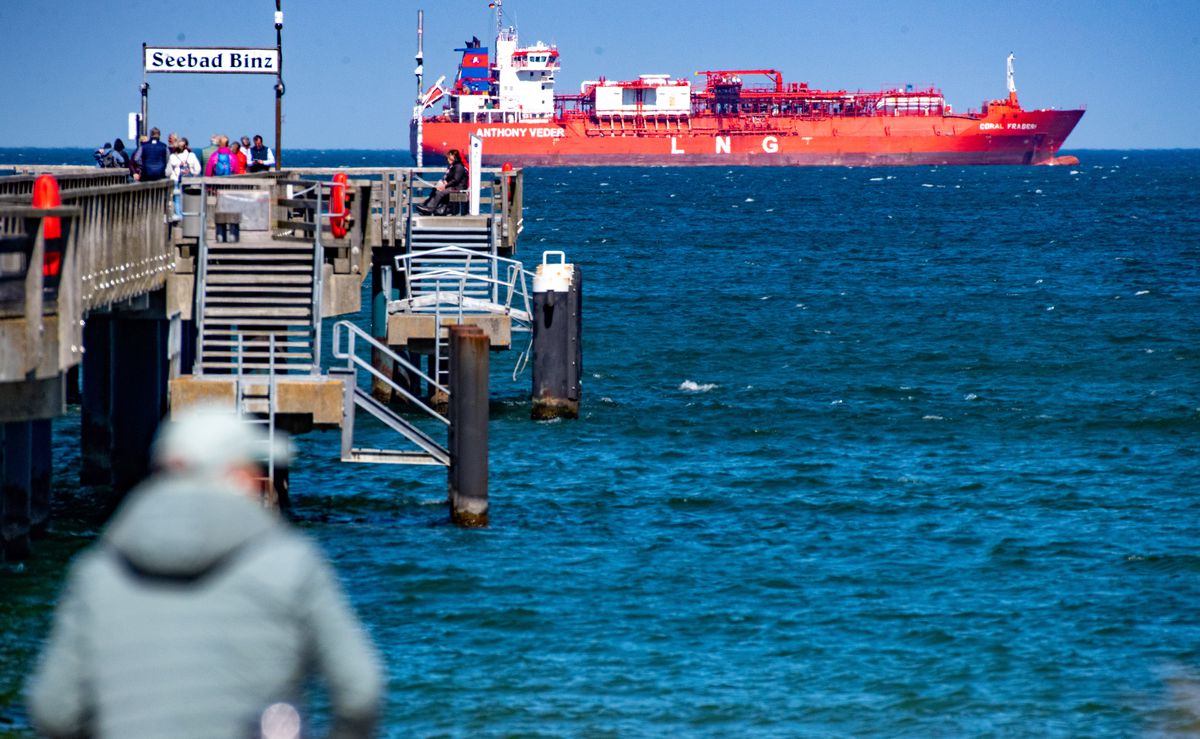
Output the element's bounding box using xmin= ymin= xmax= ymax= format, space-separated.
xmin=392 ymin=245 xmax=534 ymax=325
xmin=331 ymin=319 xmax=449 ymax=424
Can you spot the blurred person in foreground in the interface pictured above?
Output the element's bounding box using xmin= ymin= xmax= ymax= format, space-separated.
xmin=26 ymin=404 xmax=383 ymax=739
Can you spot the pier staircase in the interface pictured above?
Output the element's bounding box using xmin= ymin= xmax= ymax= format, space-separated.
xmin=194 ymin=230 xmax=321 ymax=375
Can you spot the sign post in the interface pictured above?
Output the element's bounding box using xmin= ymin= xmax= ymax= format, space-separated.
xmin=141 ymin=40 xmax=283 ymax=165
xmin=469 ymin=133 xmax=482 ymax=216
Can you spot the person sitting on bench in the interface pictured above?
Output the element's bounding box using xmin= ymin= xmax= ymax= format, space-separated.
xmin=415 ymin=149 xmax=467 ymax=215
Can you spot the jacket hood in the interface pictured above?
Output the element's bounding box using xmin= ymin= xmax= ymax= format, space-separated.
xmin=104 ymin=474 xmax=279 ymax=580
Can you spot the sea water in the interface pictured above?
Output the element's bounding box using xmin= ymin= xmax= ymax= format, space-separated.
xmin=2 ymin=149 xmax=1199 ymax=736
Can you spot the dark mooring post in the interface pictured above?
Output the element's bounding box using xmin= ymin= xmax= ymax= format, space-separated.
xmin=531 ymin=258 xmax=582 ymax=420
xmin=1 ymin=421 xmax=33 ymax=561
xmin=448 ymin=325 xmax=488 ymax=527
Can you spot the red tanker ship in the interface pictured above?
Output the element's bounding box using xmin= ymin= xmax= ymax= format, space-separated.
xmin=412 ymin=5 xmax=1084 ymax=167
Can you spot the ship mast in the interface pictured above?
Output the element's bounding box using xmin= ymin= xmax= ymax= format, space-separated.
xmin=493 ymin=0 xmax=504 ymax=43
xmin=415 ymin=9 xmax=424 ymax=166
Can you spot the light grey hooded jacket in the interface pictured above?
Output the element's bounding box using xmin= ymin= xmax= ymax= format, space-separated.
xmin=27 ymin=474 xmax=383 ymax=739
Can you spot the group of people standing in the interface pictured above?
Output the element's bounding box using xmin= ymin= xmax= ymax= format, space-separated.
xmin=95 ymin=129 xmax=277 ymax=219
xmin=199 ymin=133 xmax=276 ymax=176
xmin=94 ymin=130 xmax=276 ymax=180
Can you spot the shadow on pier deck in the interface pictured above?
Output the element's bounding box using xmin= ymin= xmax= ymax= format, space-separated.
xmin=0 ymin=165 xmax=525 ymax=557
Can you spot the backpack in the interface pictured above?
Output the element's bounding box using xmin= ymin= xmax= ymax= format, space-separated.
xmin=214 ymin=151 xmax=232 ymax=176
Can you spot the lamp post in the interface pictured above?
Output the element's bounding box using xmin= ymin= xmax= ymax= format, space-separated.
xmin=274 ymin=1 xmax=284 ymax=171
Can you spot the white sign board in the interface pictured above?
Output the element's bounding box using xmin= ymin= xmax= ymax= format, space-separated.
xmin=144 ymin=47 xmax=278 ymax=74
xmin=469 ymin=134 xmax=482 ymax=216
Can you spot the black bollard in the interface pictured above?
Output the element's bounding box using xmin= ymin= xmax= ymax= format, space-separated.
xmin=531 ymin=259 xmax=582 ymax=420
xmin=448 ymin=325 xmax=488 ymax=527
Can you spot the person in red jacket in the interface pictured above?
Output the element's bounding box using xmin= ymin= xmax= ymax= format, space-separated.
xmin=230 ymin=142 xmax=248 ymax=174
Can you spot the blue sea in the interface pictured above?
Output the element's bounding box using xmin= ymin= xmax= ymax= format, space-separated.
xmin=3 ymin=149 xmax=1200 ymax=736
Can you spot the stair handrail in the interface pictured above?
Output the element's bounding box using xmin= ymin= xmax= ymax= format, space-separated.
xmin=331 ymin=320 xmax=449 ymax=425
xmin=392 ymin=246 xmax=534 ymax=322
xmin=192 ymin=182 xmax=210 ymax=375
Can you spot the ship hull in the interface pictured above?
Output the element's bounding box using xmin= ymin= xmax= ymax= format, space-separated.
xmin=414 ymin=109 xmax=1084 ymax=167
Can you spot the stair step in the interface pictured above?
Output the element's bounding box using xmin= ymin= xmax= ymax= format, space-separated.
xmin=209 ymin=243 xmax=315 ymax=251
xmin=204 ymin=307 xmax=312 ymax=318
xmin=205 ymin=256 xmax=313 ymax=264
xmin=200 ymin=362 xmax=314 ymax=371
xmin=206 ymin=274 xmax=313 ymax=285
xmin=204 ymin=295 xmax=312 ymax=304
xmin=203 ymin=337 xmax=311 ymax=346
xmin=204 ymin=331 xmax=312 ymax=338
xmin=207 ymin=264 xmax=314 ymax=273
xmin=202 ymin=286 xmax=313 ymax=294
xmin=345 ymin=448 xmax=446 ymax=466
xmin=201 ymin=352 xmax=314 ymax=362
xmin=203 ymin=318 xmax=313 ymax=327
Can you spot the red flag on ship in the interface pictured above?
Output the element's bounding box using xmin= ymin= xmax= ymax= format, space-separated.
xmin=420 ymin=82 xmax=446 ymax=110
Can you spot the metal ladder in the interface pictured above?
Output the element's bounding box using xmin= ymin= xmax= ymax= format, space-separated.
xmin=233 ymin=334 xmax=279 ymax=502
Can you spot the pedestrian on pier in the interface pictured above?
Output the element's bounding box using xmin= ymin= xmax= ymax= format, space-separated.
xmin=167 ymin=137 xmax=201 ymax=219
xmin=230 ymin=140 xmax=249 ymax=174
xmin=415 ymin=148 xmax=467 ymax=215
xmin=134 ymin=127 xmax=169 ymax=182
xmin=26 ymin=405 xmax=384 ymax=739
xmin=112 ymin=138 xmax=133 ymax=177
xmin=201 ymin=134 xmax=219 ymax=168
xmin=248 ymin=134 xmax=276 ymax=172
xmin=205 ymin=135 xmax=236 ymax=176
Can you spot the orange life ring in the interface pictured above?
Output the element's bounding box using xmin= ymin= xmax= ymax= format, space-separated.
xmin=330 ymin=172 xmax=349 ymax=238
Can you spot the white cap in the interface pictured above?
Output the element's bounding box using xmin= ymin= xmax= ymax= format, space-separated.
xmin=153 ymin=403 xmax=291 ymax=474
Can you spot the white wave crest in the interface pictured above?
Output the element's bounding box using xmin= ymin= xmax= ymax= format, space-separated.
xmin=679 ymin=380 xmax=717 ymax=393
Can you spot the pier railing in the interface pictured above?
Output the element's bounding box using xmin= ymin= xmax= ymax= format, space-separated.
xmin=59 ymin=181 xmax=173 ymax=310
xmin=373 ymin=167 xmax=522 ymax=252
xmin=0 ymin=171 xmax=131 ymax=199
xmin=0 ymin=206 xmax=83 ymax=385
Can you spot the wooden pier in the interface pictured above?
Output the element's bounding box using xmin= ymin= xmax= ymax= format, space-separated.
xmin=0 ymin=164 xmax=536 ymax=557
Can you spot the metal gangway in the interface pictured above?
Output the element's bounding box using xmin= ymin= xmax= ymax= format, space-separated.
xmin=331 ymin=246 xmax=547 ymax=467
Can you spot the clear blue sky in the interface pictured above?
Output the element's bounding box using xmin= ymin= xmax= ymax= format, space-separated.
xmin=1 ymin=0 xmax=1197 ymax=150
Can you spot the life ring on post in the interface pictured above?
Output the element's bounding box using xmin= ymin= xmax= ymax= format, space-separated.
xmin=330 ymin=172 xmax=350 ymax=238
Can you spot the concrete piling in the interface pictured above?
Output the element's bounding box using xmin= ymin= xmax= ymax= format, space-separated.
xmin=80 ymin=314 xmax=113 ymax=486
xmin=370 ymin=256 xmax=394 ymax=404
xmin=30 ymin=419 xmax=51 ymax=536
xmin=531 ymin=259 xmax=582 ymax=420
xmin=1 ymin=421 xmax=33 ymax=560
xmin=110 ymin=317 xmax=167 ymax=497
xmin=448 ymin=325 xmax=488 ymax=527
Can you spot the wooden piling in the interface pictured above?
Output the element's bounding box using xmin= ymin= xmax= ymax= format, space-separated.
xmin=531 ymin=264 xmax=583 ymax=420
xmin=448 ymin=325 xmax=488 ymax=527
